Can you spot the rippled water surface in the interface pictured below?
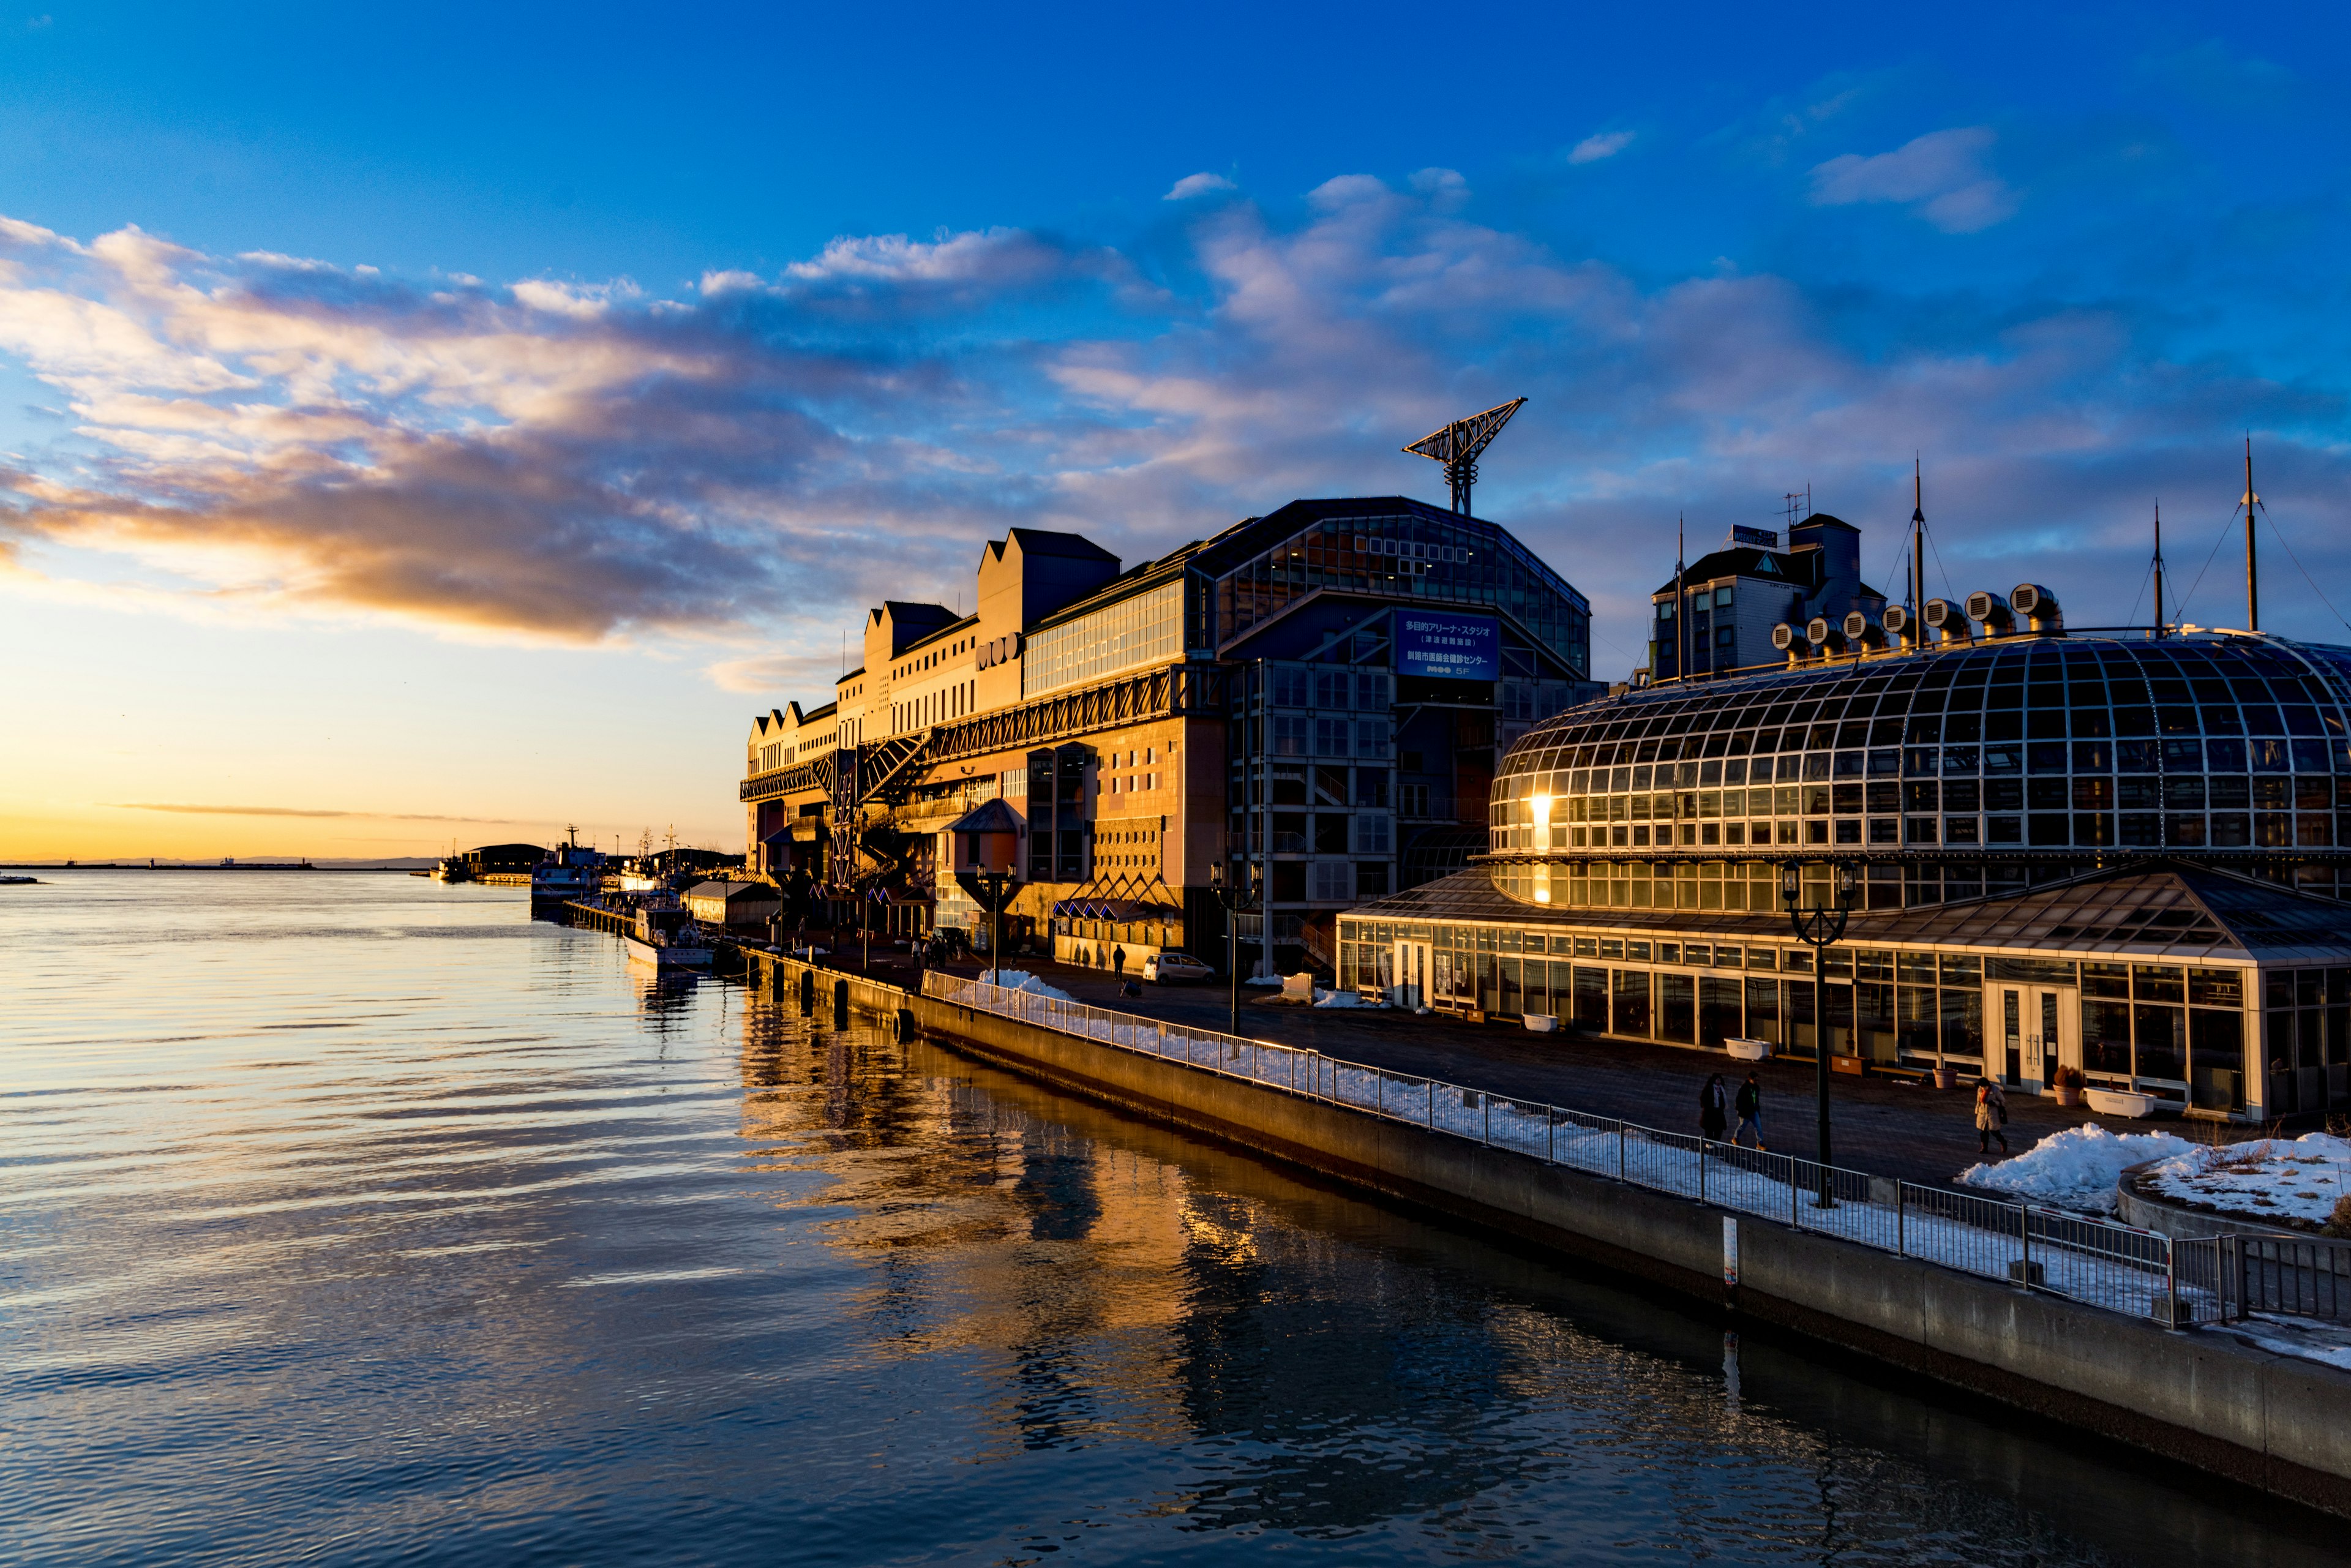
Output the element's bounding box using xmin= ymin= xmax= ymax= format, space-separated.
xmin=1 ymin=872 xmax=2337 ymax=1566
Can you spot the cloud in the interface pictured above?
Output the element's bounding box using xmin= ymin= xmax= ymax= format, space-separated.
xmin=1164 ymin=172 xmax=1237 ymax=200
xmin=1809 ymin=126 xmax=2017 ymax=231
xmin=3 ymin=167 xmax=2346 ymax=696
xmin=112 ymin=803 xmax=531 ymax=821
xmin=1568 ymin=130 xmax=1635 ymax=165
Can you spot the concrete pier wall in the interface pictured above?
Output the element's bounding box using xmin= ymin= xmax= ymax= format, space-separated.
xmin=731 ymin=947 xmax=2351 ymax=1516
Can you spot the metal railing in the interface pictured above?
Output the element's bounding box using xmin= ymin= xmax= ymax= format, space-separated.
xmin=924 ymin=973 xmax=2232 ymax=1328
xmin=2178 ymin=1232 xmax=2351 ymax=1325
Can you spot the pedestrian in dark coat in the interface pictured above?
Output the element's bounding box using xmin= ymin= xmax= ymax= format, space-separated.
xmin=1700 ymin=1073 xmax=1729 ymax=1142
xmin=1733 ymin=1073 xmax=1766 ymax=1150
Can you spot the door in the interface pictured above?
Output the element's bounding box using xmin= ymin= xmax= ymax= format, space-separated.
xmin=2039 ymin=987 xmax=2079 ymax=1090
xmin=1392 ymin=939 xmax=1430 ymax=1010
xmin=2000 ymin=988 xmax=2023 ymax=1086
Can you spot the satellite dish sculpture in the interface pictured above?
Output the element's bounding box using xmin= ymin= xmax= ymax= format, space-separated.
xmin=1402 ymin=397 xmax=1526 ymax=515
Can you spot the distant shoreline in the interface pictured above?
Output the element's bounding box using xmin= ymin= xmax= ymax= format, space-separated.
xmin=0 ymin=863 xmax=423 ymax=872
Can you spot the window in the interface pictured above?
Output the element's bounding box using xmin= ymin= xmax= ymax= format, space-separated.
xmin=1315 ymin=718 xmax=1351 ymax=756
xmin=1311 ymin=860 xmax=1351 ymax=901
xmin=1022 ymin=580 xmax=1185 ymax=697
xmin=1272 ymin=716 xmax=1308 ymax=756
xmin=1401 ymin=783 xmax=1431 ymax=816
xmin=1272 ymin=666 xmax=1311 ymax=706
xmin=1356 ymin=812 xmax=1391 ymax=853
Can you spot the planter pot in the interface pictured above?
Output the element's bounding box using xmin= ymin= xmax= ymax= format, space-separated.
xmin=1524 ymin=1013 xmax=1559 ymax=1033
xmin=1725 ymin=1038 xmax=1772 ymax=1061
xmin=2085 ymin=1087 xmax=2164 ymax=1119
xmin=1831 ymin=1054 xmax=1869 ymax=1076
xmin=2053 ymin=1086 xmax=2083 ymax=1108
xmin=1933 ymin=1065 xmax=1961 ymax=1090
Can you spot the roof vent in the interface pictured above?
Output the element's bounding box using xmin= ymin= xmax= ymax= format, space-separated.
xmin=1922 ymin=598 xmax=1971 ymax=643
xmin=1842 ymin=610 xmax=1888 ymax=651
xmin=1771 ymin=621 xmax=1811 ymax=667
xmin=1965 ymin=591 xmax=2017 ymax=637
xmin=1805 ymin=615 xmax=1848 ymax=657
xmin=2010 ymin=583 xmax=2063 ymax=635
xmin=1880 ymin=602 xmax=1921 ymax=650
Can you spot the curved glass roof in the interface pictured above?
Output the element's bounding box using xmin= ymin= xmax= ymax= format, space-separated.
xmin=1487 ymin=632 xmax=2351 ymax=869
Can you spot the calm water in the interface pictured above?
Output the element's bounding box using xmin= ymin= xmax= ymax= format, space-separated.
xmin=0 ymin=873 xmax=2336 ymax=1566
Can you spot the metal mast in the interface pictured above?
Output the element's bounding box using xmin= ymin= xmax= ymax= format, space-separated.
xmin=1910 ymin=458 xmax=1925 ymax=631
xmin=2152 ymin=501 xmax=2167 ymax=638
xmin=2241 ymin=435 xmax=2262 ymax=632
xmin=1403 ymin=397 xmax=1527 ymax=514
xmin=1675 ymin=513 xmax=1687 ymax=683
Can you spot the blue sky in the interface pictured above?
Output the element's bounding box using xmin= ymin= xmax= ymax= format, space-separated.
xmin=2 ymin=2 xmax=2347 ymax=855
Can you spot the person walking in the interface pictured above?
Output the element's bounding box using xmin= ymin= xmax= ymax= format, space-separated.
xmin=1732 ymin=1072 xmax=1765 ymax=1150
xmin=1975 ymin=1078 xmax=2009 ymax=1156
xmin=1112 ymin=945 xmax=1127 ymax=978
xmin=1699 ymin=1073 xmax=1728 ymax=1142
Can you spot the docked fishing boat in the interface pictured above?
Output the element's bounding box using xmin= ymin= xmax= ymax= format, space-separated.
xmin=624 ymin=904 xmax=711 ymax=970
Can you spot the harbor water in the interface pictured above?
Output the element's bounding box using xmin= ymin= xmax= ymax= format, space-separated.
xmin=0 ymin=872 xmax=2338 ymax=1566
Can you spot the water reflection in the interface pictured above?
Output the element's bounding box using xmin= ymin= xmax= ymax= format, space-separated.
xmin=0 ymin=873 xmax=2339 ymax=1566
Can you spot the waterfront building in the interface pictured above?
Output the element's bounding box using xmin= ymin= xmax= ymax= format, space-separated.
xmin=1342 ymin=539 xmax=2351 ymax=1123
xmin=1649 ymin=514 xmax=1885 ymax=680
xmin=741 ymin=499 xmax=1597 ymax=972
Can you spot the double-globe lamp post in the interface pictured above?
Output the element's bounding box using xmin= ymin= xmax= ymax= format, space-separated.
xmin=1209 ymin=855 xmax=1262 ymax=1037
xmin=1781 ymin=859 xmax=1855 ymax=1209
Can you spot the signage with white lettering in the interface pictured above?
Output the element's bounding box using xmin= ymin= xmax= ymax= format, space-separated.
xmin=1397 ymin=612 xmax=1499 ymax=681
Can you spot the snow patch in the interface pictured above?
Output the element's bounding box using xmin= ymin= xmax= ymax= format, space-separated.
xmin=1311 ymin=988 xmax=1376 ymax=1008
xmin=1957 ymin=1123 xmax=2201 ymax=1214
xmin=2143 ymin=1133 xmax=2351 ymax=1229
xmin=979 ymin=969 xmax=1076 ymax=1003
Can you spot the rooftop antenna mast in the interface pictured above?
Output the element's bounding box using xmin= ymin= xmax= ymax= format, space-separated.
xmin=1675 ymin=513 xmax=1687 ymax=683
xmin=2237 ymin=435 xmax=2264 ymax=632
xmin=1910 ymin=458 xmax=1925 ymax=628
xmin=1403 ymin=397 xmax=1526 ymax=514
xmin=2152 ymin=501 xmax=2168 ymax=639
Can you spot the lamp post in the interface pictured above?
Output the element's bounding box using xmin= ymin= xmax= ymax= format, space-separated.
xmin=1210 ymin=854 xmax=1262 ymax=1037
xmin=1782 ymin=858 xmax=1855 ymax=1207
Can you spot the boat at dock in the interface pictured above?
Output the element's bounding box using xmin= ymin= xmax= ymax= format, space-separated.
xmin=530 ymin=828 xmax=606 ymax=903
xmin=623 ymin=904 xmax=711 ymax=970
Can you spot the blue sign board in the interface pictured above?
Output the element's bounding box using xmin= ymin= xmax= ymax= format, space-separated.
xmin=1397 ymin=612 xmax=1499 ymax=681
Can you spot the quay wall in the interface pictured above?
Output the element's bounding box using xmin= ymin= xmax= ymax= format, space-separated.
xmin=723 ymin=943 xmax=2351 ymax=1517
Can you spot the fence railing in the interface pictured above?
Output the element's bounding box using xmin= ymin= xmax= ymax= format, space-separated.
xmin=2177 ymin=1232 xmax=2351 ymax=1326
xmin=923 ymin=973 xmax=2276 ymax=1329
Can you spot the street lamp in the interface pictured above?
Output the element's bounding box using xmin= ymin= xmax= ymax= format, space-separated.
xmin=1782 ymin=858 xmax=1856 ymax=1207
xmin=1209 ymin=853 xmax=1262 ymax=1037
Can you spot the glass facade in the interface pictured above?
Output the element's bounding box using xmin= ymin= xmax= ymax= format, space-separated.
xmin=1335 ymin=915 xmax=2268 ymax=1110
xmin=1487 ymin=632 xmax=2351 ymax=909
xmin=1206 ymin=509 xmax=1589 ymax=679
xmin=1024 ymin=579 xmax=1186 ymax=697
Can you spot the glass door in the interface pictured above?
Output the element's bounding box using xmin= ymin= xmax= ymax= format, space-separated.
xmin=1390 ymin=939 xmax=1428 ymax=1010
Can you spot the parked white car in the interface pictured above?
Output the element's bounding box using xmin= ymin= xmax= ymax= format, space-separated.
xmin=1142 ymin=951 xmax=1213 ymax=984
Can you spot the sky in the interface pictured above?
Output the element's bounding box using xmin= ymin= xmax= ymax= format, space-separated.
xmin=3 ymin=1 xmax=2349 ymax=860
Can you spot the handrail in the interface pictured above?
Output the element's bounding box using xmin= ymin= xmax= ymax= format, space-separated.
xmin=922 ymin=972 xmax=2221 ymax=1328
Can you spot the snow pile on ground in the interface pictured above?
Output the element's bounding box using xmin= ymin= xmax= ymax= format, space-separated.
xmin=2142 ymin=1133 xmax=2351 ymax=1229
xmin=978 ymin=969 xmax=1076 ymax=1003
xmin=1311 ymin=988 xmax=1375 ymax=1008
xmin=1957 ymin=1123 xmax=2202 ymax=1214
xmin=1245 ymin=974 xmax=1288 ymax=986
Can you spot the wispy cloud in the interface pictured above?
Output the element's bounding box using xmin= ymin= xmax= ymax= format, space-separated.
xmin=1568 ymin=130 xmax=1635 ymax=164
xmin=112 ymin=803 xmax=529 ymax=821
xmin=1809 ymin=126 xmax=2016 ymax=231
xmin=1164 ymin=172 xmax=1237 ymax=200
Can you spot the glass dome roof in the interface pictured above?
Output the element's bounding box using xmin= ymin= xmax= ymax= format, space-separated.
xmin=1488 ymin=632 xmax=2351 ymax=869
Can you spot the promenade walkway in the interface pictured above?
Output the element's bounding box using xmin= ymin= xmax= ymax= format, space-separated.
xmin=907 ymin=952 xmax=2123 ymax=1195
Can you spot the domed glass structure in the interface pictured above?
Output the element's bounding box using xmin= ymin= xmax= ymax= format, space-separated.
xmin=1484 ymin=630 xmax=2351 ymax=912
